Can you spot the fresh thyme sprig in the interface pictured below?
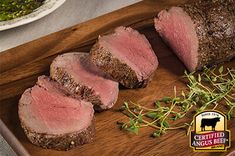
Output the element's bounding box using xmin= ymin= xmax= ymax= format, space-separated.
xmin=117 ymin=66 xmax=235 ymax=137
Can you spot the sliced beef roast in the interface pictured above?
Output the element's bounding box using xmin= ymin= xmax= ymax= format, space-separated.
xmin=50 ymin=52 xmax=119 ymax=111
xmin=154 ymin=0 xmax=235 ymax=71
xmin=19 ymin=76 xmax=95 ymax=150
xmin=90 ymin=26 xmax=159 ymax=88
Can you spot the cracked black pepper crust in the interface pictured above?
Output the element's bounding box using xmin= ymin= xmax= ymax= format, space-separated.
xmin=50 ymin=66 xmax=104 ymax=110
xmin=19 ymin=89 xmax=96 ymax=151
xmin=50 ymin=53 xmax=113 ymax=111
xmin=90 ymin=43 xmax=153 ymax=89
xmin=182 ymin=0 xmax=235 ymax=69
xmin=21 ymin=118 xmax=95 ymax=151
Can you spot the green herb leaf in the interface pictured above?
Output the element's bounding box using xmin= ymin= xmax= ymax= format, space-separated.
xmin=127 ymin=125 xmax=139 ymax=134
xmin=137 ymin=114 xmax=143 ymax=123
xmin=175 ymin=113 xmax=183 ymax=120
xmin=227 ymin=113 xmax=231 ymax=120
xmin=198 ymin=74 xmax=201 ymax=82
xmin=172 ymin=97 xmax=180 ymax=103
xmin=189 ymin=75 xmax=196 ymax=82
xmin=160 ymin=97 xmax=172 ymax=104
xmin=212 ymin=76 xmax=217 ymax=82
xmin=162 ymin=121 xmax=170 ymax=128
xmin=146 ymin=112 xmax=159 ymax=119
xmin=129 ymin=118 xmax=135 ymax=125
xmin=152 ymin=130 xmax=161 ymax=137
xmin=219 ymin=66 xmax=224 ymax=74
xmin=181 ymin=91 xmax=185 ymax=98
xmin=123 ymin=102 xmax=129 ymax=109
xmin=155 ymin=101 xmax=161 ymax=107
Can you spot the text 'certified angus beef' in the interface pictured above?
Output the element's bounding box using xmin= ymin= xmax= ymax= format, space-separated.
xmin=90 ymin=26 xmax=159 ymax=88
xmin=18 ymin=76 xmax=95 ymax=150
xmin=154 ymin=0 xmax=235 ymax=71
xmin=50 ymin=52 xmax=119 ymax=111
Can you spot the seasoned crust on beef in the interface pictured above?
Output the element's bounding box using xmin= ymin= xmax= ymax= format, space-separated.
xmin=197 ymin=37 xmax=235 ymax=69
xmin=21 ymin=118 xmax=95 ymax=151
xmin=50 ymin=66 xmax=105 ymax=111
xmin=18 ymin=89 xmax=96 ymax=151
xmin=183 ymin=0 xmax=235 ymax=40
xmin=182 ymin=0 xmax=235 ymax=69
xmin=90 ymin=43 xmax=151 ymax=88
xmin=20 ymin=118 xmax=95 ymax=151
xmin=50 ymin=52 xmax=119 ymax=111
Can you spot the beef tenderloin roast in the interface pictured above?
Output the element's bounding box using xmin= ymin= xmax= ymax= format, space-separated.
xmin=90 ymin=26 xmax=159 ymax=88
xmin=154 ymin=0 xmax=235 ymax=71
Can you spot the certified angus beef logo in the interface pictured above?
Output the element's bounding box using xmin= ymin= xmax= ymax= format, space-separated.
xmin=190 ymin=110 xmax=231 ymax=152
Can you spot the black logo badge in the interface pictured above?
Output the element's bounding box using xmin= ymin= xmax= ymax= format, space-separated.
xmin=190 ymin=110 xmax=231 ymax=152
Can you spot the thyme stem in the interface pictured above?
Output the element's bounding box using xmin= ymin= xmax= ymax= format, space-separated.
xmin=118 ymin=66 xmax=235 ymax=137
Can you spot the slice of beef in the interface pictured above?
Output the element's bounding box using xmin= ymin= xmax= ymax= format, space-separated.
xmin=154 ymin=0 xmax=235 ymax=71
xmin=18 ymin=76 xmax=95 ymax=151
xmin=90 ymin=26 xmax=159 ymax=88
xmin=50 ymin=52 xmax=119 ymax=111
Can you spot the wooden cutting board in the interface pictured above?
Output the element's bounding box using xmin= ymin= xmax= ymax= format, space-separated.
xmin=0 ymin=0 xmax=234 ymax=155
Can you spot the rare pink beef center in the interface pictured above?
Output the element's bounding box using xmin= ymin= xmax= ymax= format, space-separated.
xmin=55 ymin=53 xmax=118 ymax=108
xmin=154 ymin=7 xmax=198 ymax=71
xmin=99 ymin=26 xmax=158 ymax=80
xmin=23 ymin=86 xmax=94 ymax=134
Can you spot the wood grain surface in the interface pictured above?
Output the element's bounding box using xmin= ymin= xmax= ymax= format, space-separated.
xmin=0 ymin=0 xmax=234 ymax=156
